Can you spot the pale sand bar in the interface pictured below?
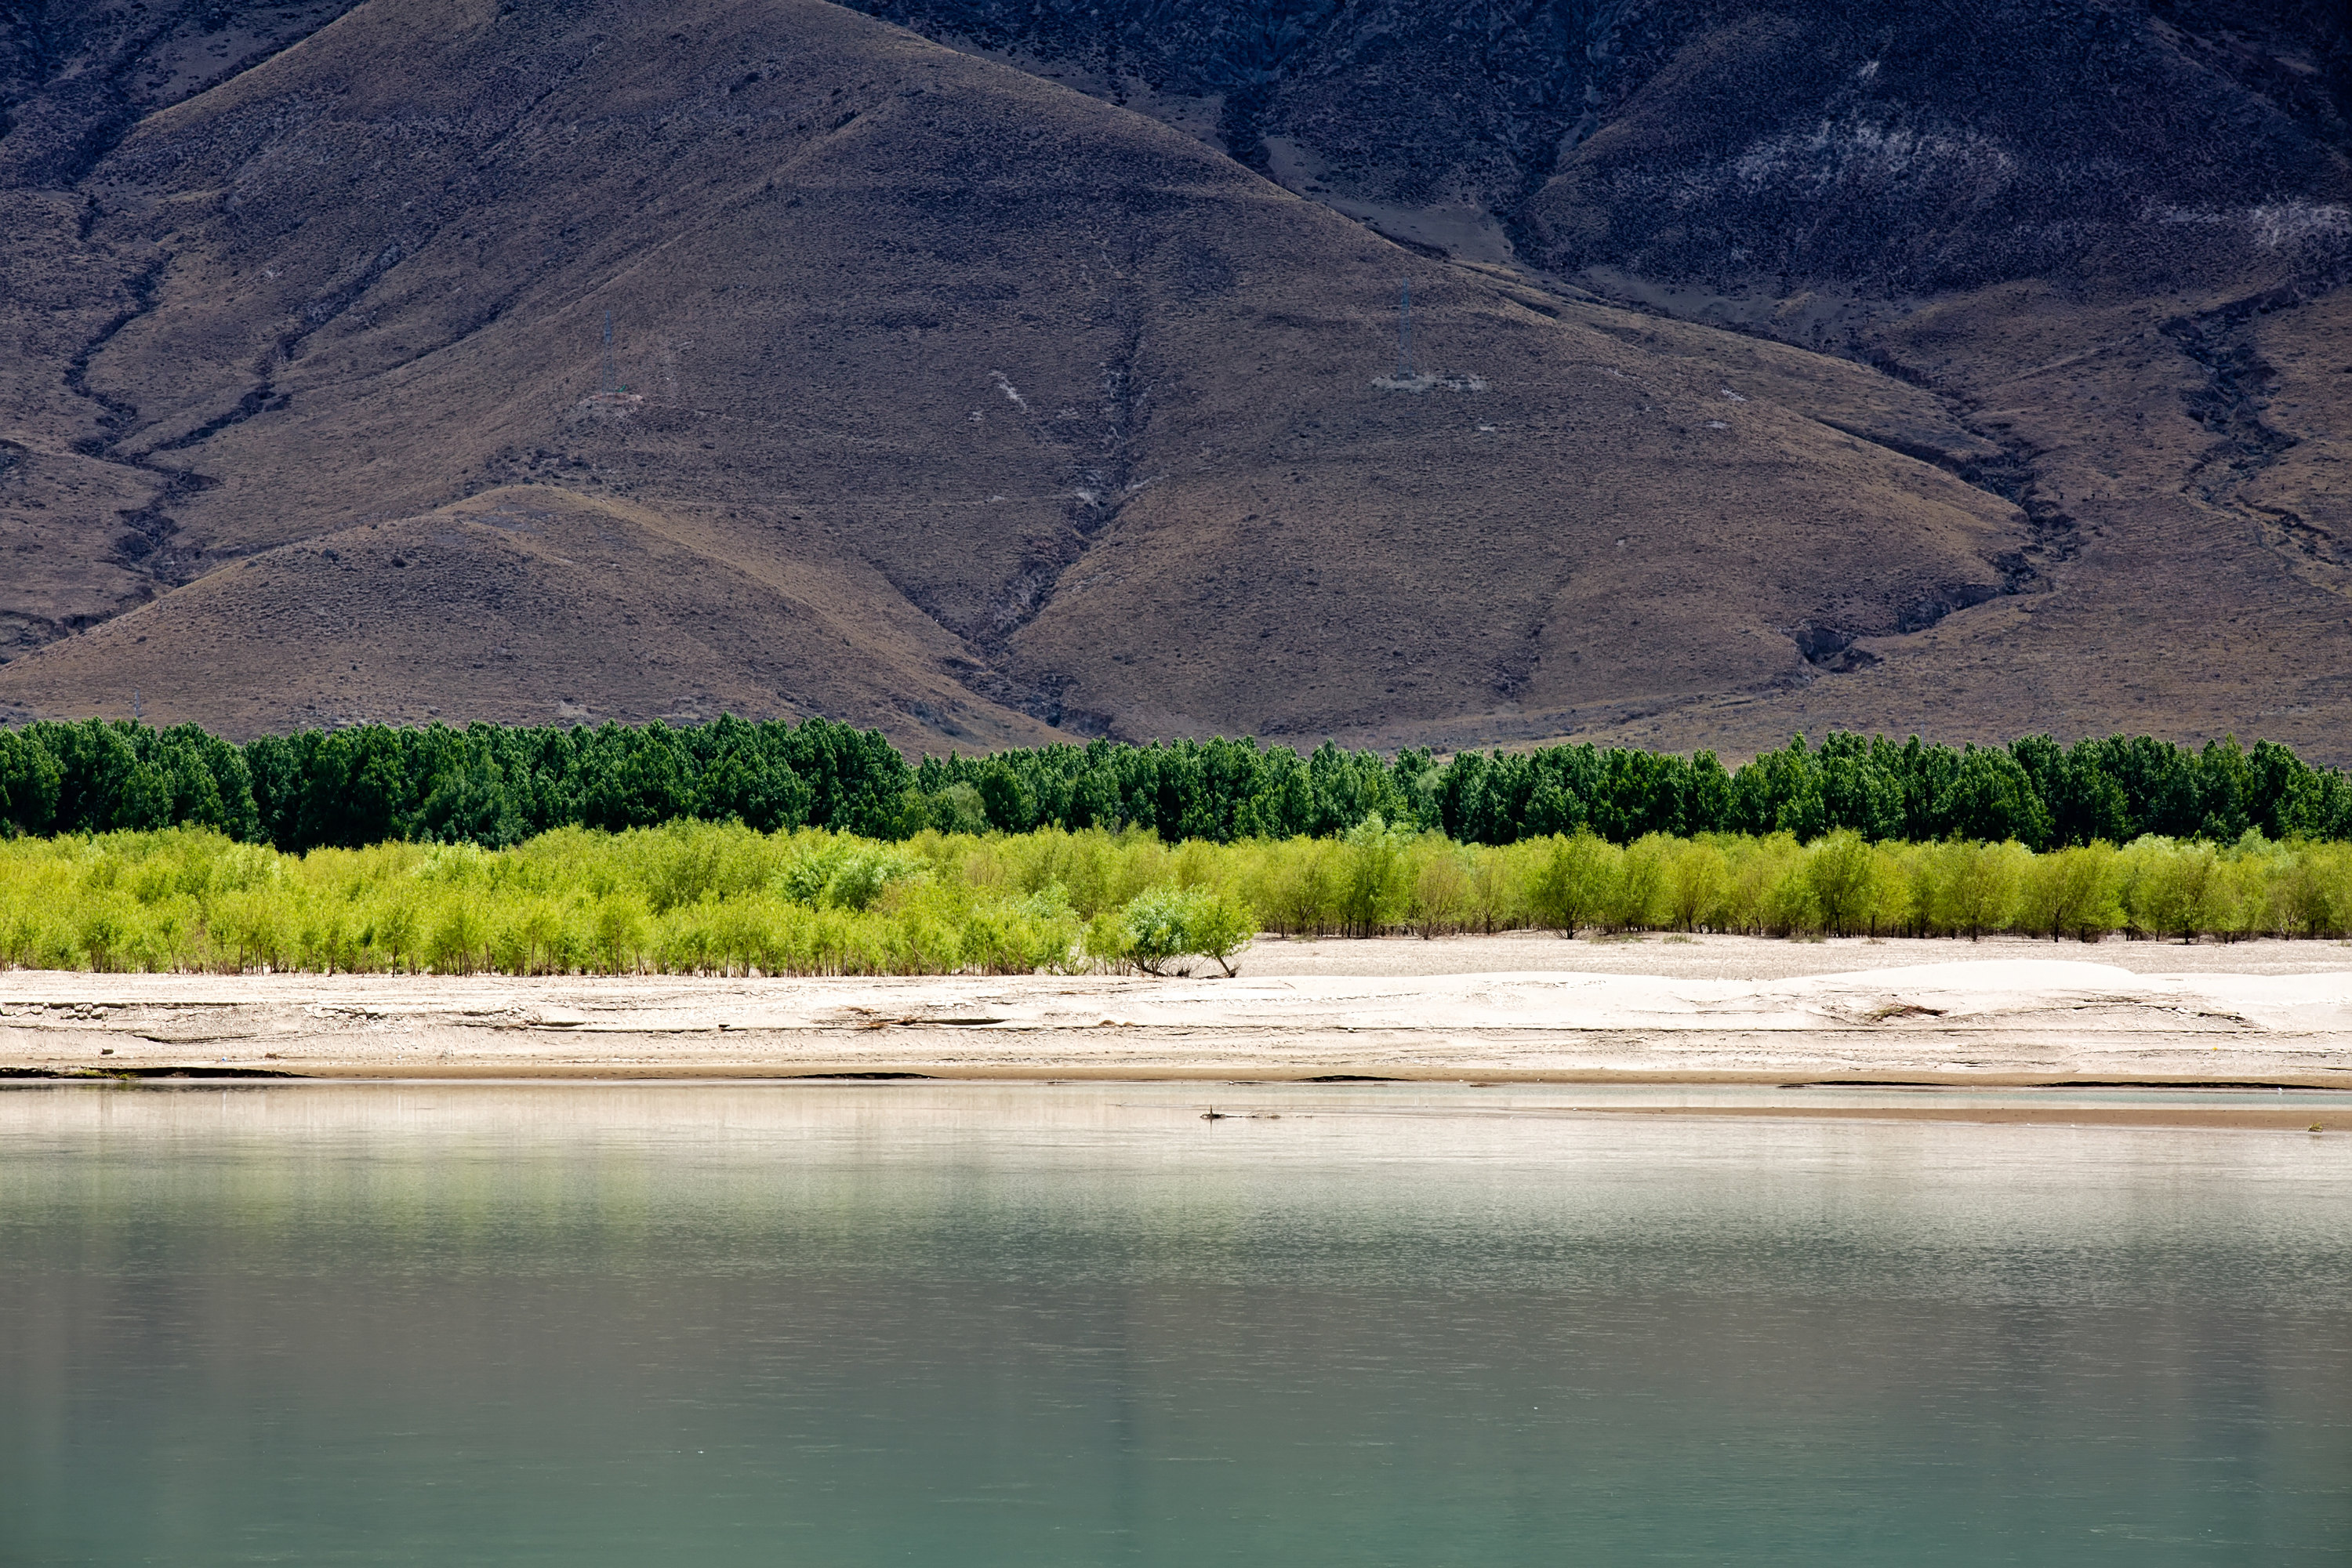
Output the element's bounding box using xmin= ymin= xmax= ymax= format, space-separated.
xmin=4 ymin=934 xmax=2350 ymax=1094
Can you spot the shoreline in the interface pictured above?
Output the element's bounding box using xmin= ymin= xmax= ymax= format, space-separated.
xmin=1 ymin=935 xmax=2347 ymax=1102
xmin=5 ymin=1070 xmax=2340 ymax=1132
xmin=13 ymin=1061 xmax=2350 ymax=1090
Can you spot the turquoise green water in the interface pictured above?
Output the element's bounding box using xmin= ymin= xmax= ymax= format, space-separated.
xmin=2 ymin=1083 xmax=2347 ymax=1565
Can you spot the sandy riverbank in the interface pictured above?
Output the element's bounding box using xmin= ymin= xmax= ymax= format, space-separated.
xmin=2 ymin=934 xmax=2349 ymax=1092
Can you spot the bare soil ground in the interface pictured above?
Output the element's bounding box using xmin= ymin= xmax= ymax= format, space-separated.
xmin=5 ymin=933 xmax=2347 ymax=1092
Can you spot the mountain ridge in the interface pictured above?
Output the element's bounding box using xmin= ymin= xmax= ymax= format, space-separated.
xmin=1 ymin=0 xmax=2348 ymax=759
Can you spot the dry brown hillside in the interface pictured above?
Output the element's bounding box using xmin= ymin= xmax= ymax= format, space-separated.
xmin=2 ymin=0 xmax=2347 ymax=760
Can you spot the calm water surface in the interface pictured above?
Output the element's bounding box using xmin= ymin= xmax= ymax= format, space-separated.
xmin=2 ymin=1082 xmax=2347 ymax=1565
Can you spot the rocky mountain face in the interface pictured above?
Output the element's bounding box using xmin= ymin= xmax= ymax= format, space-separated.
xmin=851 ymin=0 xmax=2352 ymax=296
xmin=1525 ymin=0 xmax=2352 ymax=299
xmin=1 ymin=0 xmax=2349 ymax=759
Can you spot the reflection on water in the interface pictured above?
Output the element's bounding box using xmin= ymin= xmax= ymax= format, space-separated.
xmin=2 ymin=1083 xmax=2347 ymax=1566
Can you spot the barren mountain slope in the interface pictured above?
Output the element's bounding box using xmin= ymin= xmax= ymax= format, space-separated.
xmin=849 ymin=0 xmax=2352 ymax=760
xmin=0 ymin=0 xmax=2039 ymax=746
xmin=0 ymin=2 xmax=369 ymax=654
xmin=10 ymin=485 xmax=1047 ymax=741
xmin=1542 ymin=281 xmax=2352 ymax=761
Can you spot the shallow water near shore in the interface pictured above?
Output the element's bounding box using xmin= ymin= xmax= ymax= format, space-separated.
xmin=4 ymin=1083 xmax=2348 ymax=1565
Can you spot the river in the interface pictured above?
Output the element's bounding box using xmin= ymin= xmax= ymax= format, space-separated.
xmin=3 ymin=1082 xmax=2347 ymax=1563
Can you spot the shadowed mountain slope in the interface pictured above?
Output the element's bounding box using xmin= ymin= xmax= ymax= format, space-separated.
xmin=0 ymin=0 xmax=2044 ymax=749
xmin=1 ymin=0 xmax=366 ymax=190
xmin=848 ymin=0 xmax=2351 ymax=290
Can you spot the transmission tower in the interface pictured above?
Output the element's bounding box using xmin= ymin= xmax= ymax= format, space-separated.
xmin=601 ymin=310 xmax=617 ymax=394
xmin=1396 ymin=279 xmax=1414 ymax=380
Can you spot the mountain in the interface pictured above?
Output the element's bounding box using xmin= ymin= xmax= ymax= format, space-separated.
xmin=2 ymin=0 xmax=2349 ymax=759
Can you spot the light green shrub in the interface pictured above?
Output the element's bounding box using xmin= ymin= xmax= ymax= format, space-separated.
xmin=1116 ymin=884 xmax=1256 ymax=977
xmin=1528 ymin=830 xmax=1620 ymax=935
xmin=6 ymin=820 xmax=2351 ymax=978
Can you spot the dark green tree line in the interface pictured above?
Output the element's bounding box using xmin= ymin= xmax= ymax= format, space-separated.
xmin=0 ymin=717 xmax=2347 ymax=851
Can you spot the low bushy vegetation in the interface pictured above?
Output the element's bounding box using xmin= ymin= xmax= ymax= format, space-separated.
xmin=5 ymin=819 xmax=2351 ymax=978
xmin=0 ymin=822 xmax=1273 ymax=978
xmin=1234 ymin=819 xmax=2352 ymax=944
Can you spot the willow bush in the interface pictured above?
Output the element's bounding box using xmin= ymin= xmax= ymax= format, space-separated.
xmin=2 ymin=820 xmax=2350 ymax=977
